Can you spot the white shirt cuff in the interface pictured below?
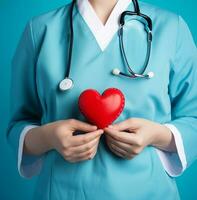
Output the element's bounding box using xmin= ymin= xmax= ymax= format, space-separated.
xmin=155 ymin=123 xmax=187 ymax=177
xmin=18 ymin=125 xmax=44 ymax=179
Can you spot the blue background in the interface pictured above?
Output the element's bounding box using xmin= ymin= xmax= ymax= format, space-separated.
xmin=0 ymin=0 xmax=196 ymax=199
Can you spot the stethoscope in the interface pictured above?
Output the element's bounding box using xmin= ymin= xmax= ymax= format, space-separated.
xmin=59 ymin=0 xmax=154 ymax=91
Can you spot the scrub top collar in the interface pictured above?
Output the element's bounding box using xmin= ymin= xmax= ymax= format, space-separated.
xmin=77 ymin=0 xmax=131 ymax=51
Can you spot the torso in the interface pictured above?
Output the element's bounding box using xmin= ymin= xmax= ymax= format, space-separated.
xmin=32 ymin=1 xmax=180 ymax=199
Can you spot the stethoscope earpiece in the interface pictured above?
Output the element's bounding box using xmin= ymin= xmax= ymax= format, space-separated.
xmin=112 ymin=68 xmax=121 ymax=76
xmin=146 ymin=71 xmax=154 ymax=78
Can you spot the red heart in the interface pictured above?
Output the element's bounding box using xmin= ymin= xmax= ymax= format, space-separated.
xmin=78 ymin=88 xmax=125 ymax=129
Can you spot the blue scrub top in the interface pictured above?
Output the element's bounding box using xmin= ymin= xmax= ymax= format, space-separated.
xmin=6 ymin=1 xmax=197 ymax=200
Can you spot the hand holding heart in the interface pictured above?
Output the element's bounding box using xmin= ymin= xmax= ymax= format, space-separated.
xmin=24 ymin=88 xmax=174 ymax=164
xmin=104 ymin=118 xmax=176 ymax=159
xmin=78 ymin=88 xmax=176 ymax=160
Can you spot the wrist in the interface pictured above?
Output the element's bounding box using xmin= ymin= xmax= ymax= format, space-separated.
xmin=40 ymin=124 xmax=54 ymax=152
xmin=151 ymin=123 xmax=173 ymax=151
xmin=24 ymin=124 xmax=53 ymax=156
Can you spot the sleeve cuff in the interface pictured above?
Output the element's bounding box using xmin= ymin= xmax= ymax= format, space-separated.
xmin=18 ymin=125 xmax=44 ymax=179
xmin=155 ymin=123 xmax=187 ymax=177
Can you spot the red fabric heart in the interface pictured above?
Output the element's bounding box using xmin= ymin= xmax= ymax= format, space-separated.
xmin=78 ymin=88 xmax=125 ymax=129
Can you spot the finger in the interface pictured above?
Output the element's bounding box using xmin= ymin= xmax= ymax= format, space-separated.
xmin=68 ymin=144 xmax=98 ymax=162
xmin=89 ymin=140 xmax=100 ymax=158
xmin=107 ymin=140 xmax=135 ymax=159
xmin=70 ymin=129 xmax=104 ymax=146
xmin=104 ymin=128 xmax=136 ymax=145
xmin=106 ymin=135 xmax=132 ymax=153
xmin=107 ymin=141 xmax=127 ymax=158
xmin=109 ymin=118 xmax=140 ymax=131
xmin=69 ymin=119 xmax=97 ymax=132
xmin=89 ymin=145 xmax=98 ymax=159
xmin=72 ymin=145 xmax=96 ymax=159
xmin=69 ymin=136 xmax=100 ymax=154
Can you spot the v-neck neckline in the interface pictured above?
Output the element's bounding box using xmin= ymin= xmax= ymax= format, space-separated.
xmin=77 ymin=0 xmax=132 ymax=51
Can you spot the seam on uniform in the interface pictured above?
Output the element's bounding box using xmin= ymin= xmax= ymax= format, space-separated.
xmin=29 ymin=19 xmax=36 ymax=54
xmin=29 ymin=19 xmax=43 ymax=120
xmin=173 ymin=15 xmax=180 ymax=61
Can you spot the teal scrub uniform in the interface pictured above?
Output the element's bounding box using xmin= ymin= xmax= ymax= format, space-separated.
xmin=6 ymin=1 xmax=197 ymax=199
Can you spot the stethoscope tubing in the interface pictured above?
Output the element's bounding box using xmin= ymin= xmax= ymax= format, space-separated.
xmin=65 ymin=0 xmax=76 ymax=79
xmin=59 ymin=0 xmax=154 ymax=91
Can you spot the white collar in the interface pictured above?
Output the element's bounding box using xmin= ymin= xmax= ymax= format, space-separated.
xmin=77 ymin=0 xmax=131 ymax=51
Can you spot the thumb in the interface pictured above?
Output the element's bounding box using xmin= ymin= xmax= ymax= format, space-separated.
xmin=68 ymin=119 xmax=97 ymax=132
xmin=108 ymin=118 xmax=140 ymax=131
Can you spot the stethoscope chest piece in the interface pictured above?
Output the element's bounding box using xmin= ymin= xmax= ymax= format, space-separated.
xmin=59 ymin=78 xmax=74 ymax=91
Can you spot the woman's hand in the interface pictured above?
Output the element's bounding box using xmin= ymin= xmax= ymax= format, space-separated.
xmin=104 ymin=118 xmax=176 ymax=159
xmin=24 ymin=119 xmax=104 ymax=163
